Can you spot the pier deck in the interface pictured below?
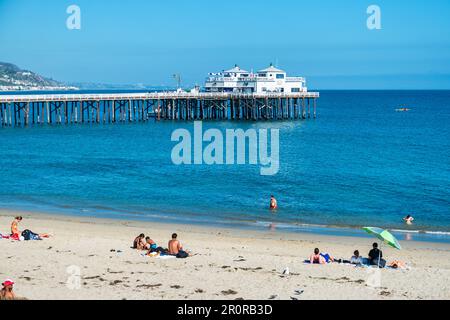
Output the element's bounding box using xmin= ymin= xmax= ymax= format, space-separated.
xmin=0 ymin=91 xmax=319 ymax=127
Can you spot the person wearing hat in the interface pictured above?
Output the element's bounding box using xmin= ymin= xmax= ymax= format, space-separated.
xmin=0 ymin=279 xmax=16 ymax=300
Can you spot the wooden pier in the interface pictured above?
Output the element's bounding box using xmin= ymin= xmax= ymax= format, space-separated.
xmin=0 ymin=91 xmax=319 ymax=127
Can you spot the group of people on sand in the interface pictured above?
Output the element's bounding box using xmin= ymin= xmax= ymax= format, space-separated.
xmin=133 ymin=232 xmax=190 ymax=258
xmin=308 ymin=242 xmax=405 ymax=269
xmin=0 ymin=216 xmax=50 ymax=241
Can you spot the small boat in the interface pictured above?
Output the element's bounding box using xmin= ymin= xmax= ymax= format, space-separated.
xmin=395 ymin=107 xmax=411 ymax=112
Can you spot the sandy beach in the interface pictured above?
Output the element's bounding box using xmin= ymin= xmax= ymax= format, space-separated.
xmin=1 ymin=209 xmax=449 ymax=300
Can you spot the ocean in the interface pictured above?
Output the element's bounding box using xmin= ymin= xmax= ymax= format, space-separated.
xmin=1 ymin=90 xmax=449 ymax=242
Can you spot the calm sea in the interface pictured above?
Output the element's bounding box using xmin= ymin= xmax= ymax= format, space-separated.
xmin=1 ymin=90 xmax=449 ymax=242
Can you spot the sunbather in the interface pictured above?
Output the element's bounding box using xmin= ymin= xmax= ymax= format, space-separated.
xmin=133 ymin=233 xmax=146 ymax=250
xmin=389 ymin=260 xmax=407 ymax=269
xmin=368 ymin=242 xmax=386 ymax=267
xmin=10 ymin=216 xmax=22 ymax=238
xmin=168 ymin=233 xmax=189 ymax=258
xmin=145 ymin=236 xmax=165 ymax=253
xmin=350 ymin=250 xmax=362 ymax=264
xmin=309 ymin=248 xmax=334 ymax=264
xmin=10 ymin=217 xmax=50 ymax=240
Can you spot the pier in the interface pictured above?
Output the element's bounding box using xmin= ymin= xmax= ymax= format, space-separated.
xmin=0 ymin=91 xmax=319 ymax=127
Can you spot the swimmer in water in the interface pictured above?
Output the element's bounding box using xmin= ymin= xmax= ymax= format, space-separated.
xmin=403 ymin=215 xmax=414 ymax=225
xmin=269 ymin=195 xmax=278 ymax=210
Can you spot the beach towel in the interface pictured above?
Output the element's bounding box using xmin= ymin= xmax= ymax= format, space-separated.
xmin=156 ymin=255 xmax=176 ymax=260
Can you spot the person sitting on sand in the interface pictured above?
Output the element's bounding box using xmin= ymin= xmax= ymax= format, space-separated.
xmin=403 ymin=215 xmax=414 ymax=225
xmin=168 ymin=233 xmax=189 ymax=258
xmin=0 ymin=279 xmax=16 ymax=300
xmin=133 ymin=233 xmax=146 ymax=250
xmin=269 ymin=195 xmax=278 ymax=210
xmin=309 ymin=248 xmax=334 ymax=264
xmin=368 ymin=242 xmax=386 ymax=267
xmin=145 ymin=236 xmax=165 ymax=253
xmin=350 ymin=250 xmax=368 ymax=265
xmin=10 ymin=216 xmax=22 ymax=238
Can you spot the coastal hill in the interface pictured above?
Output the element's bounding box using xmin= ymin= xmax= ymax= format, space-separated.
xmin=0 ymin=62 xmax=77 ymax=91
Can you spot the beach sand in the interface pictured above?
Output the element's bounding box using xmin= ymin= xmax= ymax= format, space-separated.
xmin=1 ymin=210 xmax=449 ymax=300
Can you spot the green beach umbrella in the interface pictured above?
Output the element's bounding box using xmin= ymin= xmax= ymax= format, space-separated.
xmin=363 ymin=227 xmax=402 ymax=250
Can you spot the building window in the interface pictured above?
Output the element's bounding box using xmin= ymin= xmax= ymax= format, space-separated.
xmin=276 ymin=74 xmax=285 ymax=79
xmin=258 ymin=73 xmax=267 ymax=77
xmin=291 ymin=88 xmax=300 ymax=92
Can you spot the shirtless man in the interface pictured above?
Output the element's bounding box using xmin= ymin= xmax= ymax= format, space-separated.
xmin=269 ymin=195 xmax=278 ymax=210
xmin=168 ymin=233 xmax=189 ymax=257
xmin=0 ymin=279 xmax=16 ymax=300
xmin=168 ymin=233 xmax=182 ymax=255
xmin=310 ymin=248 xmax=326 ymax=264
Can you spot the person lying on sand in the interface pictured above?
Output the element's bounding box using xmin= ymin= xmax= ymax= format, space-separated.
xmin=0 ymin=279 xmax=16 ymax=300
xmin=309 ymin=248 xmax=334 ymax=264
xmin=133 ymin=233 xmax=146 ymax=250
xmin=168 ymin=233 xmax=189 ymax=258
xmin=389 ymin=260 xmax=407 ymax=269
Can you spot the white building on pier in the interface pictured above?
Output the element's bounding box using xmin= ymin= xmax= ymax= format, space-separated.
xmin=204 ymin=64 xmax=307 ymax=94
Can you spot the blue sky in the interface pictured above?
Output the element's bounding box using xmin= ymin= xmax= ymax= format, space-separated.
xmin=1 ymin=0 xmax=450 ymax=89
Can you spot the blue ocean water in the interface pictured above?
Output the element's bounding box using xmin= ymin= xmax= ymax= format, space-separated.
xmin=0 ymin=90 xmax=449 ymax=241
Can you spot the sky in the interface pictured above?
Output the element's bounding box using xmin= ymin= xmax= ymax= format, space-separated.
xmin=1 ymin=0 xmax=450 ymax=89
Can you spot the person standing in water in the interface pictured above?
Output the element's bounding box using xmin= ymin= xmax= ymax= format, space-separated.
xmin=403 ymin=215 xmax=414 ymax=225
xmin=269 ymin=195 xmax=278 ymax=210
